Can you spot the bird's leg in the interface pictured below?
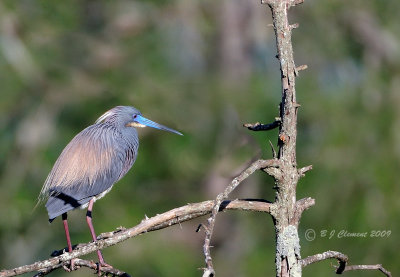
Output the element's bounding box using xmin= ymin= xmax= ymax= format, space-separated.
xmin=86 ymin=199 xmax=112 ymax=269
xmin=62 ymin=213 xmax=75 ymax=270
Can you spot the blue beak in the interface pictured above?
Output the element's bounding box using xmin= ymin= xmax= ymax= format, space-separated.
xmin=135 ymin=115 xmax=183 ymax=136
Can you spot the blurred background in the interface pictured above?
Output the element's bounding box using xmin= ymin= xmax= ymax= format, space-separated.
xmin=0 ymin=0 xmax=399 ymax=276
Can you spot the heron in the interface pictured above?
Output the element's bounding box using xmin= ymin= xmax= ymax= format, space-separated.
xmin=39 ymin=106 xmax=182 ymax=269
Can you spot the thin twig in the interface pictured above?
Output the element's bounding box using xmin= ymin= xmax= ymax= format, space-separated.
xmin=201 ymin=159 xmax=280 ymax=276
xmin=0 ymin=199 xmax=271 ymax=277
xmin=269 ymin=140 xmax=277 ymax=159
xmin=344 ymin=264 xmax=392 ymax=277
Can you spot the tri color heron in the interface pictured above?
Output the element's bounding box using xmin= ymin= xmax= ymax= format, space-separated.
xmin=39 ymin=106 xmax=182 ymax=268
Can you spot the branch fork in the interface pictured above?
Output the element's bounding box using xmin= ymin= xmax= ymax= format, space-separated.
xmin=201 ymin=159 xmax=279 ymax=276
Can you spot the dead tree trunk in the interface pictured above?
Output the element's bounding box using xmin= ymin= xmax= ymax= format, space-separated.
xmin=209 ymin=1 xmax=390 ymax=276
xmin=265 ymin=1 xmax=307 ymax=276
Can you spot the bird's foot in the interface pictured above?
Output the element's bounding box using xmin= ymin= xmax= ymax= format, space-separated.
xmin=63 ymin=258 xmax=77 ymax=272
xmin=97 ymin=262 xmax=113 ymax=276
xmin=100 ymin=262 xmax=113 ymax=268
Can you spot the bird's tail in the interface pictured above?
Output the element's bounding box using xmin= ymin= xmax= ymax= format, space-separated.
xmin=33 ymin=174 xmax=53 ymax=213
xmin=32 ymin=196 xmax=44 ymax=214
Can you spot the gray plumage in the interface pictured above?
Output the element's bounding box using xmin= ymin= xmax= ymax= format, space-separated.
xmin=39 ymin=106 xmax=182 ymax=267
xmin=40 ymin=106 xmax=140 ymax=221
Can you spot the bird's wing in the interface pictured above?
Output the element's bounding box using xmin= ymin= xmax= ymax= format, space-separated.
xmin=41 ymin=124 xmax=137 ymax=220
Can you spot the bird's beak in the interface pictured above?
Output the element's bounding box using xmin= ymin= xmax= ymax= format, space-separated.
xmin=133 ymin=115 xmax=183 ymax=136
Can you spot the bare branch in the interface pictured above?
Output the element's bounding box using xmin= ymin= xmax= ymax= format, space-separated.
xmin=0 ymin=199 xmax=271 ymax=277
xmin=291 ymin=0 xmax=304 ymax=6
xmin=301 ymin=251 xmax=392 ymax=276
xmin=202 ymin=268 xmax=215 ymax=277
xmin=301 ymin=251 xmax=348 ymax=273
xmin=32 ymin=259 xmax=130 ymax=277
xmin=294 ymin=65 xmax=308 ymax=77
xmin=292 ymin=197 xmax=315 ymax=225
xmin=344 ymin=264 xmax=392 ymax=277
xmin=243 ymin=119 xmax=280 ymax=131
xmin=296 ymin=197 xmax=315 ymax=212
xmin=201 ymin=159 xmax=279 ymax=275
xmin=298 ymin=165 xmax=313 ymax=177
xmin=290 ymin=23 xmax=299 ymax=30
xmin=294 ymin=64 xmax=308 ymax=76
xmin=261 ymin=0 xmax=304 ymax=7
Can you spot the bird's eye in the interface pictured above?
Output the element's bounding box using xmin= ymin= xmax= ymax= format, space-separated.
xmin=133 ymin=115 xmax=138 ymax=119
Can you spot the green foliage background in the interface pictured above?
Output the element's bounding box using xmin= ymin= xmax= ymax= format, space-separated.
xmin=0 ymin=0 xmax=399 ymax=276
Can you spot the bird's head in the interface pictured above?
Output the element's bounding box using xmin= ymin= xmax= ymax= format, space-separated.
xmin=96 ymin=106 xmax=183 ymax=135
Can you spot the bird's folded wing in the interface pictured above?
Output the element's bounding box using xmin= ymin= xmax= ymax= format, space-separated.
xmin=42 ymin=124 xmax=128 ymax=220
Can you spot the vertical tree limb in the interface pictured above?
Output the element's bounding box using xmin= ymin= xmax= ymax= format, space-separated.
xmin=262 ymin=1 xmax=304 ymax=276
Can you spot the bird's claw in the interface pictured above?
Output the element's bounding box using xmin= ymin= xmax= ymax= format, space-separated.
xmin=63 ymin=258 xmax=77 ymax=272
xmin=97 ymin=262 xmax=113 ymax=276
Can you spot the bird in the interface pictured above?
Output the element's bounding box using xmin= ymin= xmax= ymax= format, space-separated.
xmin=39 ymin=105 xmax=182 ymax=269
